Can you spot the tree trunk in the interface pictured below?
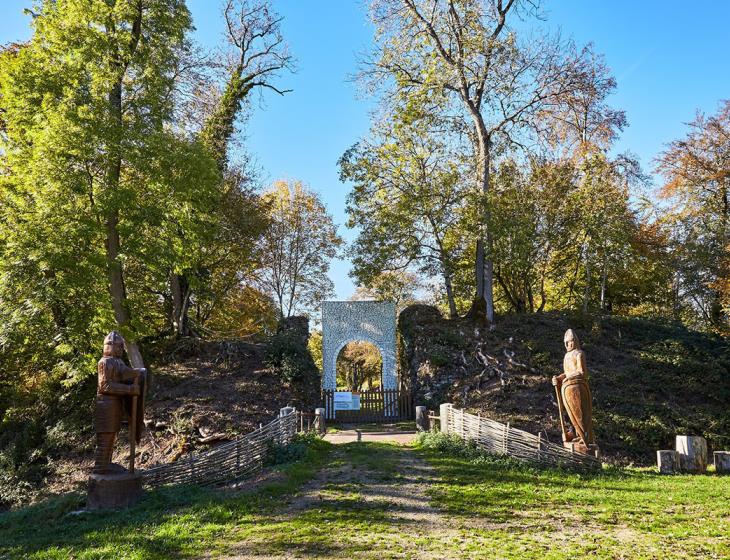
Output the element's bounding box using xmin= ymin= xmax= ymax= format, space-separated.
xmin=582 ymin=241 xmax=591 ymax=314
xmin=170 ymin=272 xmax=192 ymax=337
xmin=599 ymin=258 xmax=608 ymax=312
xmin=443 ymin=270 xmax=458 ymax=319
xmin=104 ymin=14 xmax=144 ymax=369
xmin=470 ymin=127 xmax=495 ymax=323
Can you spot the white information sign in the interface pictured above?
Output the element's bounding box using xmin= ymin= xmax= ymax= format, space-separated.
xmin=333 ymin=391 xmax=362 ymax=411
xmin=334 ymin=391 xmax=352 ymax=411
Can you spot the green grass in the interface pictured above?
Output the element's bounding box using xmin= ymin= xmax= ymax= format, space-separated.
xmin=415 ymin=432 xmax=730 ymax=559
xmin=3 ymin=435 xmax=729 ymax=559
xmin=0 ymin=438 xmax=332 ymax=559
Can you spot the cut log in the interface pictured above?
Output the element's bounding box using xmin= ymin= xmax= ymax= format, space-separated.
xmin=714 ymin=451 xmax=730 ymax=474
xmin=675 ymin=435 xmax=708 ymax=473
xmin=657 ymin=450 xmax=680 ymax=474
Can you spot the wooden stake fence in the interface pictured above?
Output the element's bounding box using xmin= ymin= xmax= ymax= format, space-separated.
xmin=142 ymin=411 xmax=299 ymax=488
xmin=444 ymin=405 xmax=600 ymax=471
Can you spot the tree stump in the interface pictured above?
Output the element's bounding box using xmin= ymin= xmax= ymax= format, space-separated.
xmin=676 ymin=435 xmax=708 ymax=473
xmin=415 ymin=406 xmax=429 ymax=432
xmin=657 ymin=450 xmax=680 ymax=474
xmin=714 ymin=451 xmax=730 ymax=474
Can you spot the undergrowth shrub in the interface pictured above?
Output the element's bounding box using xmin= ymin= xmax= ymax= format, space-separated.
xmin=416 ymin=432 xmax=542 ymax=472
xmin=265 ymin=432 xmax=321 ymax=466
xmin=0 ymin=360 xmax=95 ymax=509
xmin=265 ymin=317 xmax=319 ymax=384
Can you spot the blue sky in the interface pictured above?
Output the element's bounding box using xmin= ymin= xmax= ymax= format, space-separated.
xmin=2 ymin=1 xmax=729 ymax=300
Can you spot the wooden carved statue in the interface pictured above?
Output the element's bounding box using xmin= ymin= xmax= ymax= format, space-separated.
xmin=551 ymin=329 xmax=598 ymax=456
xmin=93 ymin=331 xmax=146 ymax=474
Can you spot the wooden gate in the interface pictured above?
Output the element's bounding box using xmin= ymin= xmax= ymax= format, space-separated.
xmin=322 ymin=389 xmax=413 ymax=423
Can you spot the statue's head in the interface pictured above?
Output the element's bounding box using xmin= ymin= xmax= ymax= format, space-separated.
xmin=564 ymin=329 xmax=581 ymax=352
xmin=103 ymin=331 xmax=125 ymax=358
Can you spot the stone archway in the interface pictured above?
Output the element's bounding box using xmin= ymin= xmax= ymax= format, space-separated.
xmin=322 ymin=301 xmax=397 ymax=392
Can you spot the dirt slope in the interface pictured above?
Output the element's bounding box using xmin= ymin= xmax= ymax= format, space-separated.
xmin=43 ymin=339 xmax=314 ymax=498
xmin=399 ymin=307 xmax=730 ymax=464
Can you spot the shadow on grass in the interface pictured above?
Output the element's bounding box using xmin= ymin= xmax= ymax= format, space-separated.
xmin=0 ymin=439 xmax=332 ymax=560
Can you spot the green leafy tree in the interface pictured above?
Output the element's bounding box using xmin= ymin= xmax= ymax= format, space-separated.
xmin=340 ymin=116 xmax=468 ymax=318
xmin=365 ymin=0 xmax=601 ymax=322
xmin=0 ymin=0 xmax=214 ymax=367
xmin=257 ymin=180 xmax=343 ymax=318
xmin=0 ymin=0 xmax=221 ymax=504
xmin=656 ymin=101 xmax=730 ymax=331
xmin=351 ymin=271 xmax=423 ymax=311
xmin=489 ymin=159 xmax=578 ymax=313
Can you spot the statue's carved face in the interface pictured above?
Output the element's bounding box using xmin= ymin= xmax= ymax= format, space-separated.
xmin=102 ymin=331 xmax=125 ymax=358
xmin=103 ymin=340 xmax=124 ymax=358
xmin=564 ymin=329 xmax=580 ymax=352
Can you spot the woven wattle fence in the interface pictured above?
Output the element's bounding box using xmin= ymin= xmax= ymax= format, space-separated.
xmin=142 ymin=410 xmax=298 ymax=488
xmin=444 ymin=405 xmax=600 ymax=471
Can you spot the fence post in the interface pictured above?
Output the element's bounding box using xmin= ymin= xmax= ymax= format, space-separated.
xmin=415 ymin=406 xmax=428 ymax=432
xmin=439 ymin=403 xmax=452 ymax=434
xmin=315 ymin=407 xmax=326 ymax=435
xmin=504 ymin=422 xmax=510 ymax=455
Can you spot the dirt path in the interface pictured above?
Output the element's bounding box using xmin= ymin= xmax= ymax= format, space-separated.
xmin=323 ymin=429 xmax=418 ymax=445
xmin=219 ymin=439 xmax=469 ymax=559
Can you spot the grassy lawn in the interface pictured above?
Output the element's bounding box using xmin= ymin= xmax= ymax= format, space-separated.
xmin=0 ymin=438 xmax=333 ymax=560
xmin=1 ymin=435 xmax=729 ymax=559
xmin=417 ymin=433 xmax=730 ymax=559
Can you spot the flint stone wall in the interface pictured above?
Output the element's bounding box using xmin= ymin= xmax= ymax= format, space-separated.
xmin=321 ymin=301 xmax=397 ymax=391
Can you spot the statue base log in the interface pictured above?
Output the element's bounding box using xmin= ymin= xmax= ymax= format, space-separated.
xmin=87 ymin=467 xmax=143 ymax=511
xmin=564 ymin=441 xmax=600 ymax=458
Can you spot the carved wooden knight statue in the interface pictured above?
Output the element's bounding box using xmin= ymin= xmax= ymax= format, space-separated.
xmin=551 ymin=329 xmax=599 ymax=456
xmin=93 ymin=331 xmax=146 ymax=473
xmin=88 ymin=331 xmax=146 ymax=510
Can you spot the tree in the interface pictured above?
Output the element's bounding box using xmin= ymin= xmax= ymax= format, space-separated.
xmin=656 ymin=101 xmax=730 ymax=331
xmin=340 ymin=115 xmax=468 ymax=318
xmin=488 ymin=159 xmax=578 ymax=313
xmin=167 ymin=0 xmax=293 ymax=337
xmin=199 ymin=0 xmax=293 ymax=170
xmin=257 ymin=180 xmax=343 ymax=318
xmin=351 ymin=271 xmax=423 ymax=311
xmin=0 ymin=0 xmax=211 ymax=367
xmin=539 ymin=45 xmax=627 ymax=160
xmin=336 ymin=342 xmax=383 ymax=391
xmin=366 ymin=0 xmax=597 ymax=322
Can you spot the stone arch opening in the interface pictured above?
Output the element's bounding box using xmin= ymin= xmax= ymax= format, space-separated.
xmin=335 ymin=340 xmax=383 ymax=391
